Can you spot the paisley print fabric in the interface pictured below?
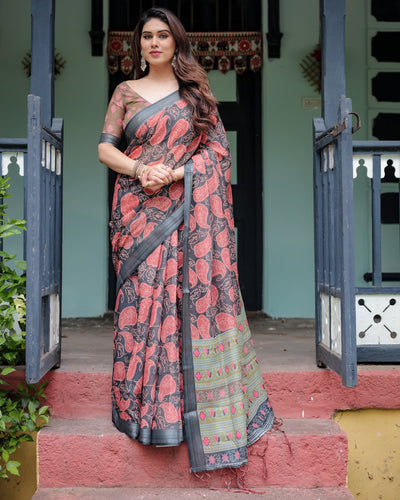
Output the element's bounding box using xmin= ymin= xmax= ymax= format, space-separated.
xmin=100 ymin=85 xmax=274 ymax=473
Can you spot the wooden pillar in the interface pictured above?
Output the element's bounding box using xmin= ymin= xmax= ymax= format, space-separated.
xmin=90 ymin=0 xmax=105 ymax=56
xmin=30 ymin=0 xmax=55 ymax=128
xmin=320 ymin=0 xmax=346 ymax=128
xmin=266 ymin=0 xmax=283 ymax=58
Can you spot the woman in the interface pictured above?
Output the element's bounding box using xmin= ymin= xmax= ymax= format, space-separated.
xmin=98 ymin=7 xmax=274 ymax=474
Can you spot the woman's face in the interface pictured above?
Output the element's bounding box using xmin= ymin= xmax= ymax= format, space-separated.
xmin=140 ymin=18 xmax=176 ymax=68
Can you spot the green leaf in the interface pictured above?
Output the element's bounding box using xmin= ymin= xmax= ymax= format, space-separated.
xmin=25 ymin=420 xmax=36 ymax=432
xmin=40 ymin=415 xmax=50 ymax=425
xmin=18 ymin=434 xmax=33 ymax=443
xmin=17 ymin=382 xmax=25 ymax=393
xmin=0 ymin=227 xmax=21 ymax=238
xmin=2 ymin=450 xmax=9 ymax=463
xmin=1 ymin=367 xmax=15 ymax=376
xmin=6 ymin=461 xmax=21 ymax=476
xmin=20 ymin=397 xmax=31 ymax=407
xmin=6 ymin=447 xmax=16 ymax=458
xmin=38 ymin=405 xmax=49 ymax=416
xmin=9 ymin=409 xmax=22 ymax=420
xmin=0 ymin=250 xmax=13 ymax=259
xmin=28 ymin=400 xmax=38 ymax=414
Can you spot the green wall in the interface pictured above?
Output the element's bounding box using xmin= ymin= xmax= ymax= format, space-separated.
xmin=262 ymin=0 xmax=320 ymax=317
xmin=0 ymin=1 xmax=30 ymax=272
xmin=261 ymin=0 xmax=370 ymax=317
xmin=0 ymin=2 xmax=30 ymax=138
xmin=0 ymin=0 xmax=109 ymax=318
xmin=54 ymin=0 xmax=109 ymax=317
xmin=0 ymin=0 xmax=376 ymax=319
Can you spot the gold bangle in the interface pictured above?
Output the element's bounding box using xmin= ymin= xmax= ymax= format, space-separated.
xmin=135 ymin=160 xmax=146 ymax=179
xmin=131 ymin=160 xmax=139 ymax=178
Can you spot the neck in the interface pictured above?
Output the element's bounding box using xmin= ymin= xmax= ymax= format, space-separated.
xmin=147 ymin=64 xmax=176 ymax=81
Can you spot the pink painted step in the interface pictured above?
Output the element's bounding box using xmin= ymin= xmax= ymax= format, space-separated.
xmin=37 ymin=418 xmax=347 ymax=489
xmin=5 ymin=368 xmax=399 ymax=420
xmin=33 ymin=486 xmax=355 ymax=499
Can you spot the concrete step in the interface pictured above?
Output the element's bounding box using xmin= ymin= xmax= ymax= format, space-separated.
xmin=37 ymin=418 xmax=348 ymax=489
xmin=4 ymin=368 xmax=397 ymax=420
xmin=33 ymin=486 xmax=355 ymax=499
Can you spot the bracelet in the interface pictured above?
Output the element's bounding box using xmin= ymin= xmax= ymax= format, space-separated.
xmin=131 ymin=160 xmax=138 ymax=178
xmin=133 ymin=160 xmax=145 ymax=179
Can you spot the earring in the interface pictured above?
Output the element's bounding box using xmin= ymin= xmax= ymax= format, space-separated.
xmin=140 ymin=55 xmax=147 ymax=72
xmin=171 ymin=54 xmax=177 ymax=69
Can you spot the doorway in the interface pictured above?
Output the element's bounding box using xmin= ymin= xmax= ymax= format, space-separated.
xmin=107 ymin=0 xmax=263 ymax=310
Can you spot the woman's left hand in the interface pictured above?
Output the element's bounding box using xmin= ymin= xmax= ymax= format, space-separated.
xmin=140 ymin=163 xmax=181 ymax=192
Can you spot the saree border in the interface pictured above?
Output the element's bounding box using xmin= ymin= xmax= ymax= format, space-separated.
xmin=124 ymin=89 xmax=181 ymax=142
xmin=112 ymin=407 xmax=184 ymax=446
xmin=99 ymin=132 xmax=121 ymax=148
xmin=116 ymin=203 xmax=184 ymax=292
xmin=182 ymin=159 xmax=207 ymax=473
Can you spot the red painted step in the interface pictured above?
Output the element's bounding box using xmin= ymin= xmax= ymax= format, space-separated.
xmin=6 ymin=368 xmax=399 ymax=420
xmin=37 ymin=417 xmax=347 ymax=489
xmin=33 ymin=486 xmax=355 ymax=499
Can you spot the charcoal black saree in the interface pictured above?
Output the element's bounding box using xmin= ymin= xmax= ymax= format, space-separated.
xmin=100 ymin=86 xmax=274 ymax=473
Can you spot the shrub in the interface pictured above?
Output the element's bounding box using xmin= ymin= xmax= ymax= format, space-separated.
xmin=0 ymin=176 xmax=50 ymax=479
xmin=0 ymin=367 xmax=49 ymax=478
xmin=0 ymin=177 xmax=26 ymax=366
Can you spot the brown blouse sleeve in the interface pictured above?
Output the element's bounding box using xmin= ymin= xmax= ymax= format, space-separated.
xmin=99 ymin=84 xmax=125 ymax=148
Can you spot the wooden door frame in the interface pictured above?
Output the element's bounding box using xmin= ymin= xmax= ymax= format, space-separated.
xmin=219 ymin=71 xmax=263 ymax=310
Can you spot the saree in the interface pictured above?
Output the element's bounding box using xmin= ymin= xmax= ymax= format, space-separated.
xmin=101 ymin=87 xmax=274 ymax=473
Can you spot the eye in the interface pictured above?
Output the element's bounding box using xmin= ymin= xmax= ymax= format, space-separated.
xmin=142 ymin=34 xmax=152 ymax=40
xmin=159 ymin=34 xmax=168 ymax=39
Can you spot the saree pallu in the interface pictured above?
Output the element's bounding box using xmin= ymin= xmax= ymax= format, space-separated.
xmin=109 ymin=90 xmax=274 ymax=473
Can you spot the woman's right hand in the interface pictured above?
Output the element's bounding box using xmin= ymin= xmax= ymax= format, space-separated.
xmin=139 ymin=163 xmax=176 ymax=191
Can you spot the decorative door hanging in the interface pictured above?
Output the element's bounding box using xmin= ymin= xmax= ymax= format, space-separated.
xmin=107 ymin=31 xmax=263 ymax=75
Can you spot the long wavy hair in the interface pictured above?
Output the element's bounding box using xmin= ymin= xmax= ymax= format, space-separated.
xmin=131 ymin=7 xmax=217 ymax=134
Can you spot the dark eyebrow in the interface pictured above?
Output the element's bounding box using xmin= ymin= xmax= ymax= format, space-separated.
xmin=142 ymin=29 xmax=171 ymax=34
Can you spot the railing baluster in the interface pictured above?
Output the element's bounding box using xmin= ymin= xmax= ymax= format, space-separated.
xmin=333 ymin=145 xmax=341 ymax=294
xmin=322 ymin=152 xmax=329 ymax=289
xmin=371 ymin=153 xmax=382 ymax=287
xmin=328 ymin=145 xmax=336 ymax=294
